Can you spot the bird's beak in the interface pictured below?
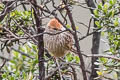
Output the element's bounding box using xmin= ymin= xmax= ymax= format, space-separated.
xmin=61 ymin=26 xmax=66 ymax=31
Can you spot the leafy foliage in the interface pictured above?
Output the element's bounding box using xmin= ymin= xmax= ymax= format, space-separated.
xmin=2 ymin=43 xmax=38 ymax=80
xmin=0 ymin=0 xmax=120 ymax=80
xmin=1 ymin=42 xmax=80 ymax=80
xmin=93 ymin=0 xmax=120 ymax=79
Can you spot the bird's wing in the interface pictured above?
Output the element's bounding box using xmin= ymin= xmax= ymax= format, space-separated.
xmin=63 ymin=32 xmax=74 ymax=50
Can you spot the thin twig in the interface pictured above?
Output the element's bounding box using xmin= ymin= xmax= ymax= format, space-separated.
xmin=0 ymin=30 xmax=68 ymax=42
xmin=45 ymin=65 xmax=67 ymax=80
xmin=87 ymin=17 xmax=93 ymax=35
xmin=0 ymin=0 xmax=18 ymax=22
xmin=0 ymin=59 xmax=6 ymax=71
xmin=79 ymin=28 xmax=101 ymax=41
xmin=0 ymin=55 xmax=10 ymax=61
xmin=83 ymin=54 xmax=120 ymax=62
xmin=11 ymin=47 xmax=34 ymax=59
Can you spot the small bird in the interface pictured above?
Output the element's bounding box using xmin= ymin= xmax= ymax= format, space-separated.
xmin=44 ymin=18 xmax=75 ymax=57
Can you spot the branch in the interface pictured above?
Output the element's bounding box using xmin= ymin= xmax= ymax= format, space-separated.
xmin=32 ymin=0 xmax=45 ymax=80
xmin=3 ymin=27 xmax=19 ymax=39
xmin=45 ymin=65 xmax=67 ymax=80
xmin=0 ymin=0 xmax=18 ymax=22
xmin=83 ymin=54 xmax=120 ymax=62
xmin=0 ymin=30 xmax=67 ymax=42
xmin=62 ymin=0 xmax=88 ymax=80
xmin=12 ymin=18 xmax=38 ymax=43
xmin=0 ymin=60 xmax=6 ymax=71
xmin=11 ymin=47 xmax=34 ymax=59
xmin=0 ymin=55 xmax=10 ymax=61
xmin=79 ymin=28 xmax=101 ymax=41
xmin=87 ymin=17 xmax=93 ymax=35
xmin=77 ymin=4 xmax=95 ymax=10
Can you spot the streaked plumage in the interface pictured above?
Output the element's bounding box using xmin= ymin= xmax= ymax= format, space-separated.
xmin=43 ymin=18 xmax=74 ymax=57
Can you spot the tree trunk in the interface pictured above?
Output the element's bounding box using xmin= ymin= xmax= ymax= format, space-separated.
xmin=32 ymin=0 xmax=45 ymax=80
xmin=85 ymin=0 xmax=101 ymax=79
xmin=90 ymin=21 xmax=101 ymax=79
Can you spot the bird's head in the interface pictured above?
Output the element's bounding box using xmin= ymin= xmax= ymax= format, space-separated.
xmin=47 ymin=18 xmax=66 ymax=31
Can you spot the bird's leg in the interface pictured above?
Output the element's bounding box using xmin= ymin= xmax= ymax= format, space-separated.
xmin=44 ymin=49 xmax=52 ymax=58
xmin=39 ymin=49 xmax=53 ymax=62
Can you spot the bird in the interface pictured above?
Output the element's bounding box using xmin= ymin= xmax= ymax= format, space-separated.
xmin=43 ymin=18 xmax=77 ymax=80
xmin=43 ymin=18 xmax=76 ymax=58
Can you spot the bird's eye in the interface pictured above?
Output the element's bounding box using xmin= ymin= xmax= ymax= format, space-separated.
xmin=53 ymin=28 xmax=58 ymax=30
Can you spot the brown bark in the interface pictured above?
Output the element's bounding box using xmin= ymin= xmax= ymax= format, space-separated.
xmin=32 ymin=0 xmax=45 ymax=80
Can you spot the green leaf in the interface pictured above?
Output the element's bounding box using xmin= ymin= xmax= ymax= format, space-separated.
xmin=104 ymin=3 xmax=109 ymax=9
xmin=111 ymin=10 xmax=115 ymax=17
xmin=74 ymin=56 xmax=80 ymax=63
xmin=2 ymin=74 xmax=7 ymax=78
xmin=103 ymin=3 xmax=109 ymax=14
xmin=12 ymin=50 xmax=19 ymax=58
xmin=109 ymin=0 xmax=116 ymax=5
xmin=99 ymin=57 xmax=108 ymax=64
xmin=95 ymin=21 xmax=101 ymax=28
xmin=108 ymin=10 xmax=113 ymax=17
xmin=10 ymin=77 xmax=15 ymax=80
xmin=114 ymin=18 xmax=119 ymax=26
xmin=76 ymin=26 xmax=79 ymax=30
xmin=10 ymin=12 xmax=15 ymax=17
xmin=98 ymin=2 xmax=103 ymax=10
xmin=93 ymin=9 xmax=99 ymax=18
xmin=96 ymin=71 xmax=103 ymax=76
xmin=66 ymin=54 xmax=74 ymax=62
xmin=66 ymin=24 xmax=71 ymax=29
xmin=109 ymin=0 xmax=114 ymax=5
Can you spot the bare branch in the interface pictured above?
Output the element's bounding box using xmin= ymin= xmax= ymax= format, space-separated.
xmin=0 ymin=0 xmax=18 ymax=22
xmin=62 ymin=0 xmax=88 ymax=80
xmin=83 ymin=54 xmax=120 ymax=62
xmin=0 ymin=59 xmax=6 ymax=71
xmin=11 ymin=47 xmax=34 ymax=59
xmin=0 ymin=55 xmax=10 ymax=61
